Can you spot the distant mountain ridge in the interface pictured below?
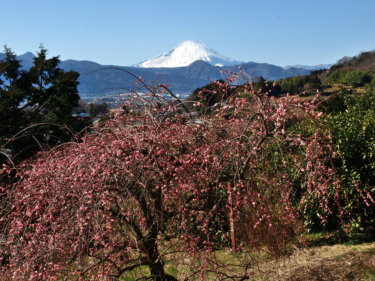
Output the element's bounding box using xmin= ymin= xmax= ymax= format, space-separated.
xmin=284 ymin=64 xmax=332 ymax=70
xmin=1 ymin=43 xmax=332 ymax=100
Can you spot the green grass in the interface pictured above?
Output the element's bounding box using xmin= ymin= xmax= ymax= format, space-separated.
xmin=119 ymin=265 xmax=151 ymax=281
xmin=362 ymin=269 xmax=375 ymax=280
xmin=303 ymin=231 xmax=375 ymax=247
xmin=166 ymin=266 xmax=178 ymax=278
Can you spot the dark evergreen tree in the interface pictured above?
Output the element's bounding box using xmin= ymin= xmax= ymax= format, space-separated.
xmin=0 ymin=47 xmax=83 ymax=165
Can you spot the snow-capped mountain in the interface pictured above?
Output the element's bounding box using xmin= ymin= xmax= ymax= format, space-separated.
xmin=134 ymin=40 xmax=242 ymax=68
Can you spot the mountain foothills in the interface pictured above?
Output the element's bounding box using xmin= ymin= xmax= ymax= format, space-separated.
xmin=0 ymin=41 xmax=330 ymax=100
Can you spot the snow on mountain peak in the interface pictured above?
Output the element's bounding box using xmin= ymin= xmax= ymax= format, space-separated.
xmin=134 ymin=40 xmax=241 ymax=68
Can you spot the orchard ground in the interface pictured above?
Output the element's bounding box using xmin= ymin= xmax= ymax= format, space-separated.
xmin=118 ymin=233 xmax=375 ymax=280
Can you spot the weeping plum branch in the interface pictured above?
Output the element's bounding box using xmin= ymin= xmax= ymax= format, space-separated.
xmin=0 ymin=73 xmax=366 ymax=280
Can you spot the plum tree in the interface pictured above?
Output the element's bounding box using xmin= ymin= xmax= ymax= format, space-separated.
xmin=0 ymin=75 xmax=365 ymax=280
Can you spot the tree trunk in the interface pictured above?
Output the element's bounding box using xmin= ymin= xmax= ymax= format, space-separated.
xmin=145 ymin=239 xmax=178 ymax=281
xmin=149 ymin=259 xmax=178 ymax=281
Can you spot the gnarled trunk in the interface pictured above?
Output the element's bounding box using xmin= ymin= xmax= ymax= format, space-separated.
xmin=145 ymin=239 xmax=178 ymax=281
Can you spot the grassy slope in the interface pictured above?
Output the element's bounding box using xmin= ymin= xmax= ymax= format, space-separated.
xmin=253 ymin=242 xmax=375 ymax=280
xmin=118 ymin=234 xmax=375 ymax=280
xmin=174 ymin=242 xmax=375 ymax=280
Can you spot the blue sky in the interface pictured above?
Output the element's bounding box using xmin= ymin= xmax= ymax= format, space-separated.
xmin=2 ymin=0 xmax=375 ymax=66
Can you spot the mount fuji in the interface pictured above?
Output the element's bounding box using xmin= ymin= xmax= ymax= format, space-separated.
xmin=134 ymin=40 xmax=242 ymax=68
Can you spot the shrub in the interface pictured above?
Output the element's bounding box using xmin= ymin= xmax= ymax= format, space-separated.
xmin=324 ymin=88 xmax=375 ymax=230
